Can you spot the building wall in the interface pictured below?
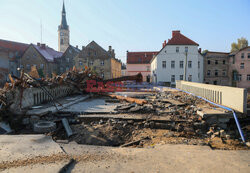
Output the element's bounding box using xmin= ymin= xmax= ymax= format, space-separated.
xmin=21 ymin=46 xmax=51 ymax=77
xmin=229 ymin=47 xmax=250 ymax=89
xmin=74 ymin=47 xmax=112 ymax=80
xmin=127 ymin=64 xmax=151 ymax=82
xmin=203 ymin=53 xmax=229 ymax=86
xmin=111 ymin=58 xmax=121 ymax=78
xmin=55 ymin=46 xmax=79 ymax=74
xmin=151 ymin=45 xmax=203 ymax=84
xmin=0 ymin=49 xmax=9 ymax=86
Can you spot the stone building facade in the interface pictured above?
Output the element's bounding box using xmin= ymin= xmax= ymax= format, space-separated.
xmin=54 ymin=45 xmax=80 ymax=74
xmin=74 ymin=41 xmax=121 ymax=79
xmin=229 ymin=46 xmax=250 ymax=89
xmin=21 ymin=43 xmax=62 ymax=77
xmin=203 ymin=51 xmax=230 ymax=86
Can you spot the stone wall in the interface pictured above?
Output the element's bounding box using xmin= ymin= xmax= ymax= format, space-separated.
xmin=8 ymin=85 xmax=75 ymax=114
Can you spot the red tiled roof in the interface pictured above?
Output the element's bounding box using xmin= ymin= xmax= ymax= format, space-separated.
xmin=0 ymin=39 xmax=29 ymax=53
xmin=166 ymin=31 xmax=199 ymax=46
xmin=127 ymin=51 xmax=158 ymax=64
xmin=32 ymin=44 xmax=63 ymax=62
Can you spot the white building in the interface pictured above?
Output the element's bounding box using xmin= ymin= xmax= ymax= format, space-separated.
xmin=151 ymin=30 xmax=203 ymax=85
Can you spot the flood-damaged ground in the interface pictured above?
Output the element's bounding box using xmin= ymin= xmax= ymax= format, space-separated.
xmin=7 ymin=90 xmax=249 ymax=150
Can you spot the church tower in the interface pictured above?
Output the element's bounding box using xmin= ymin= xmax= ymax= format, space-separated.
xmin=58 ymin=1 xmax=69 ymax=52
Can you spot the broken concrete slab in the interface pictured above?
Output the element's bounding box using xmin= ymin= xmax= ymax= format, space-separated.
xmin=161 ymin=99 xmax=186 ymax=106
xmin=62 ymin=97 xmax=119 ymax=114
xmin=197 ymin=107 xmax=233 ymax=125
xmin=0 ymin=135 xmax=63 ymax=162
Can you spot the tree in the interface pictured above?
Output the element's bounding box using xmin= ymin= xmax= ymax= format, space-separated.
xmin=231 ymin=37 xmax=248 ymax=52
xmin=201 ymin=49 xmax=208 ymax=55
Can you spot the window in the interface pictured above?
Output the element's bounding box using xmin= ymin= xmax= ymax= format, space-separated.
xmin=162 ymin=61 xmax=166 ymax=68
xmin=176 ymin=47 xmax=179 ymax=53
xmin=232 ymin=56 xmax=235 ymax=64
xmin=40 ymin=64 xmax=44 ymax=69
xmin=146 ymin=66 xmax=150 ymax=71
xmin=185 ymin=47 xmax=188 ymax=53
xmin=171 ymin=61 xmax=175 ymax=68
xmin=248 ymin=53 xmax=250 ymax=58
xmin=90 ymin=60 xmax=94 ymax=66
xmin=88 ymin=52 xmax=91 ymax=56
xmin=241 ymin=53 xmax=244 ymax=59
xmin=66 ymin=67 xmax=69 ymax=71
xmin=247 ymin=75 xmax=250 ymax=81
xmin=94 ymin=51 xmax=97 ymax=56
xmin=238 ymin=74 xmax=242 ymax=81
xmin=60 ymin=39 xmax=63 ymax=44
xmin=180 ymin=75 xmax=183 ymax=80
xmin=198 ymin=61 xmax=200 ymax=69
xmin=188 ymin=61 xmax=192 ymax=68
xmin=240 ymin=63 xmax=244 ymax=69
xmin=60 ymin=67 xmax=63 ymax=73
xmin=222 ymin=70 xmax=226 ymax=76
xmin=180 ymin=61 xmax=184 ymax=68
xmin=101 ymin=60 xmax=104 ymax=66
xmin=101 ymin=73 xmax=104 ymax=78
xmin=213 ymin=81 xmax=217 ymax=85
xmin=171 ymin=75 xmax=175 ymax=82
xmin=215 ymin=60 xmax=218 ymax=64
xmin=188 ymin=75 xmax=192 ymax=81
xmin=223 ymin=60 xmax=225 ymax=64
xmin=207 ymin=60 xmax=210 ymax=64
xmin=233 ymin=71 xmax=237 ymax=81
xmin=83 ymin=58 xmax=87 ymax=63
xmin=26 ymin=64 xmax=30 ymax=70
xmin=66 ymin=58 xmax=70 ymax=63
xmin=207 ymin=70 xmax=211 ymax=76
xmin=215 ymin=70 xmax=218 ymax=76
xmin=79 ymin=61 xmax=83 ymax=66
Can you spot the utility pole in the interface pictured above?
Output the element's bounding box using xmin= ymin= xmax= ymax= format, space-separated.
xmin=40 ymin=19 xmax=43 ymax=44
xmin=184 ymin=52 xmax=187 ymax=81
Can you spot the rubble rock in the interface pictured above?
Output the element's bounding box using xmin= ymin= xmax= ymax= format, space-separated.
xmin=33 ymin=121 xmax=56 ymax=133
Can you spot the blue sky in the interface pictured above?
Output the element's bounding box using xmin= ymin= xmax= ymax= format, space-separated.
xmin=0 ymin=0 xmax=249 ymax=63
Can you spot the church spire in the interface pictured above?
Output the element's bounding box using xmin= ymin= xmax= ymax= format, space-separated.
xmin=59 ymin=0 xmax=68 ymax=30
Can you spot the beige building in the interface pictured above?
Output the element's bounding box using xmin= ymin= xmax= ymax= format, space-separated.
xmin=21 ymin=43 xmax=62 ymax=77
xmin=203 ymin=51 xmax=230 ymax=86
xmin=75 ymin=41 xmax=121 ymax=79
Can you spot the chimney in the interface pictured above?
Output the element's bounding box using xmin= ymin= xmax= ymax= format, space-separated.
xmin=37 ymin=42 xmax=40 ymax=46
xmin=41 ymin=44 xmax=46 ymax=49
xmin=76 ymin=45 xmax=78 ymax=49
xmin=162 ymin=40 xmax=167 ymax=48
xmin=111 ymin=49 xmax=115 ymax=58
xmin=109 ymin=46 xmax=112 ymax=52
xmin=198 ymin=48 xmax=201 ymax=53
xmin=172 ymin=30 xmax=180 ymax=37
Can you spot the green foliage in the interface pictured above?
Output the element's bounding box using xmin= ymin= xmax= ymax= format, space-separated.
xmin=231 ymin=37 xmax=248 ymax=52
xmin=38 ymin=68 xmax=45 ymax=78
xmin=201 ymin=49 xmax=208 ymax=55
